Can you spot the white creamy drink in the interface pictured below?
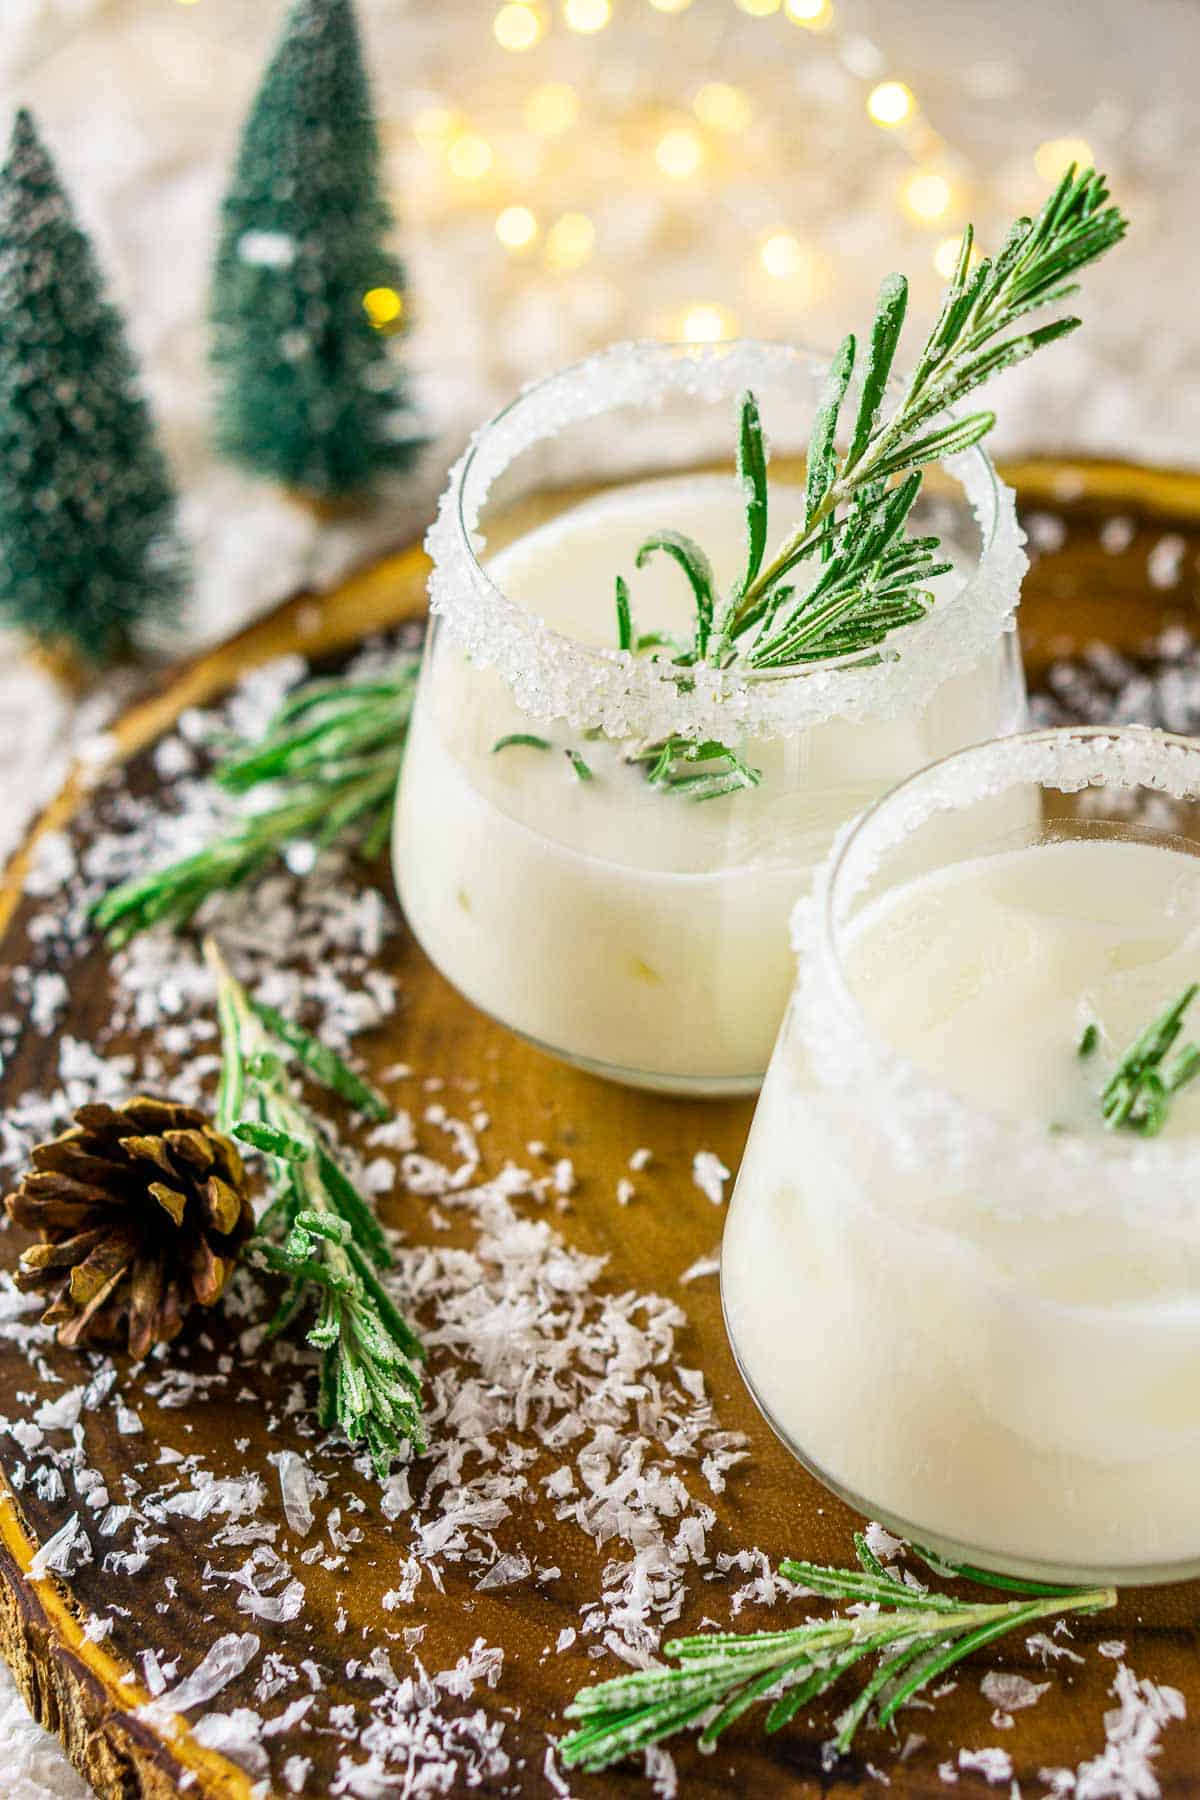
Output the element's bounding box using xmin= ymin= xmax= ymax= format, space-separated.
xmin=724 ymin=765 xmax=1200 ymax=1580
xmin=395 ymin=472 xmax=1021 ymax=1092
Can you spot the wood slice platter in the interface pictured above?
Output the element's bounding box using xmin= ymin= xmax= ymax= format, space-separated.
xmin=0 ymin=458 xmax=1198 ymax=1799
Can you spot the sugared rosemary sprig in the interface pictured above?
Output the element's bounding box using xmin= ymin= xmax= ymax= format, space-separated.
xmin=93 ymin=659 xmax=420 ymax=946
xmin=620 ymin=165 xmax=1126 ymax=680
xmin=1098 ymin=984 xmax=1200 ymax=1135
xmin=206 ymin=938 xmax=425 ymax=1473
xmin=559 ymin=1532 xmax=1115 ymax=1774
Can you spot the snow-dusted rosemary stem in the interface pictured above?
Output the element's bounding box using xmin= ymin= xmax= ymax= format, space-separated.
xmin=560 ymin=1534 xmax=1116 ymax=1773
xmin=94 ymin=659 xmax=419 ymax=946
xmin=205 ymin=937 xmax=425 ymax=1474
xmin=618 ymin=165 xmax=1126 ymax=693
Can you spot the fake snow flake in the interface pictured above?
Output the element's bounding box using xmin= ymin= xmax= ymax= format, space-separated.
xmin=269 ymin=1449 xmax=325 ymax=1539
xmin=136 ymin=1632 xmax=261 ymax=1726
xmin=980 ymin=1670 xmax=1049 ymax=1713
xmin=957 ymin=1746 xmax=1013 ymax=1784
xmin=27 ymin=1513 xmax=91 ymax=1580
xmin=691 ymin=1150 xmax=730 ymax=1205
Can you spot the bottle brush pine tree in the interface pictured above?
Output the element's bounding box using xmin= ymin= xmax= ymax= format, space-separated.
xmin=0 ymin=110 xmax=185 ymax=666
xmin=210 ymin=0 xmax=422 ymax=503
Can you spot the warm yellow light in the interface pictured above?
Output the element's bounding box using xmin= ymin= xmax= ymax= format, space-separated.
xmin=412 ymin=106 xmax=456 ymax=147
xmin=525 ymin=81 xmax=580 ymax=135
xmin=655 ymin=126 xmax=704 ymax=178
xmin=785 ymin=0 xmax=832 ymax=24
xmin=363 ymin=287 xmax=404 ymax=329
xmin=1034 ymin=136 xmax=1094 ymax=184
xmin=563 ymin=0 xmax=611 ymax=30
xmin=867 ymin=81 xmax=915 ymax=128
xmin=933 ymin=232 xmax=982 ymax=279
xmin=446 ymin=133 xmax=494 ymax=180
xmin=902 ymin=170 xmax=953 ymax=222
xmin=760 ymin=230 xmax=805 ymax=279
xmin=933 ymin=235 xmax=962 ymax=279
xmin=735 ymin=0 xmax=781 ymax=12
xmin=494 ymin=3 xmax=543 ymax=49
xmin=681 ymin=304 xmax=737 ymax=344
xmin=649 ymin=0 xmax=693 ymax=10
xmin=544 ymin=211 xmax=596 ymax=270
xmin=693 ymin=83 xmax=752 ymax=134
xmin=174 ymin=0 xmax=203 ymax=7
xmin=496 ymin=205 xmax=539 ymax=249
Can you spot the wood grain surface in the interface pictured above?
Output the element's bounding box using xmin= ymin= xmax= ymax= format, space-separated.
xmin=0 ymin=458 xmax=1198 ymax=1799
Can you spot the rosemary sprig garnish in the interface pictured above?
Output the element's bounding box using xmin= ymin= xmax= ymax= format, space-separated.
xmin=1099 ymin=984 xmax=1200 ymax=1135
xmin=93 ymin=659 xmax=420 ymax=946
xmin=205 ymin=937 xmax=425 ymax=1473
xmin=618 ymin=165 xmax=1125 ymax=684
xmin=624 ymin=734 xmax=762 ymax=801
xmin=559 ymin=1532 xmax=1116 ymax=1774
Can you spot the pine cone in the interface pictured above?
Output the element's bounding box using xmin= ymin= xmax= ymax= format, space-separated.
xmin=5 ymin=1098 xmax=254 ymax=1358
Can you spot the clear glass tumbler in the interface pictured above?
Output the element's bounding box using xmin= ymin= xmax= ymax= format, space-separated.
xmin=394 ymin=341 xmax=1027 ymax=1095
xmin=723 ymin=725 xmax=1200 ymax=1585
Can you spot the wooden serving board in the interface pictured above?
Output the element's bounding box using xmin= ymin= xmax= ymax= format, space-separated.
xmin=0 ymin=459 xmax=1198 ymax=1800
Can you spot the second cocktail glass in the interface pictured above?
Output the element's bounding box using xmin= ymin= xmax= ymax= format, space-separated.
xmin=723 ymin=725 xmax=1200 ymax=1584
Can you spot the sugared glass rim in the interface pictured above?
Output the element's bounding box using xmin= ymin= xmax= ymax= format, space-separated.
xmin=424 ymin=339 xmax=1027 ymax=743
xmin=793 ymin=725 xmax=1200 ymax=1226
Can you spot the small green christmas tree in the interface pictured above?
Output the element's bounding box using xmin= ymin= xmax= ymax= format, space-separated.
xmin=211 ymin=0 xmax=421 ymax=502
xmin=0 ymin=110 xmax=185 ymax=665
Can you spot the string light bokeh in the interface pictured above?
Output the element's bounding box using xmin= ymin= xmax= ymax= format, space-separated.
xmin=1 ymin=0 xmax=1195 ymax=646
xmin=356 ymin=0 xmax=1160 ymax=402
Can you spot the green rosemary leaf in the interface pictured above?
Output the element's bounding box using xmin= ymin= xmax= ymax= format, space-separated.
xmin=764 ymin=1646 xmax=877 ymax=1733
xmin=565 ymin=747 xmax=593 ymax=781
xmin=247 ymin=998 xmax=388 ymax=1119
xmin=852 ymin=1530 xmax=897 ymax=1583
xmin=315 ymin=1146 xmax=392 ymax=1271
xmin=909 ymin=1541 xmax=1089 ymax=1598
xmin=863 ymin=410 xmax=995 ymax=484
xmin=737 ymin=390 xmax=769 ymax=593
xmin=635 ymin=530 xmax=717 ymax=660
xmin=847 ymin=274 xmax=908 ymax=469
xmin=235 ymin=1119 xmax=311 ymax=1161
xmin=805 ymin=330 xmax=855 ymax=550
xmin=834 ymin=1637 xmax=931 ymax=1752
xmin=492 ymin=732 xmax=551 ymax=754
xmin=615 ymin=574 xmax=633 ymax=651
xmin=1078 ymin=1022 xmax=1099 ymax=1059
xmin=1168 ymin=1042 xmax=1200 ymax=1094
xmin=345 ymin=1238 xmax=425 ymax=1366
xmin=779 ymin=1555 xmax=958 ymax=1612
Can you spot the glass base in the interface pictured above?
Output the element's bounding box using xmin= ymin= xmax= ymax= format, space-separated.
xmin=722 ymin=1292 xmax=1200 ymax=1589
xmin=496 ymin=1010 xmax=763 ymax=1099
xmin=407 ymin=918 xmax=764 ymax=1097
